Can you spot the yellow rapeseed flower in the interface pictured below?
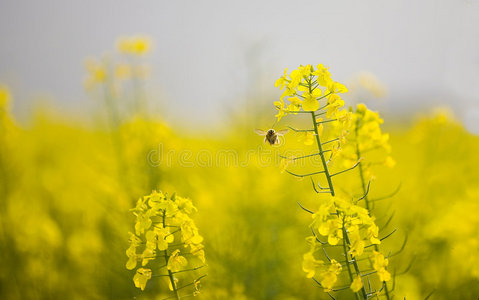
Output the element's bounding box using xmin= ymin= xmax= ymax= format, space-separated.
xmin=318 ymin=259 xmax=342 ymax=291
xmin=117 ymin=36 xmax=151 ymax=55
xmin=0 ymin=85 xmax=11 ymax=108
xmin=133 ymin=268 xmax=152 ymax=291
xmin=370 ymin=251 xmax=391 ymax=282
xmin=302 ymin=252 xmax=323 ymax=278
xmin=167 ymin=249 xmax=188 ymax=272
xmin=84 ymin=58 xmax=107 ymax=90
xmin=350 ymin=275 xmax=363 ymax=292
xmin=302 ymin=89 xmax=322 ymax=111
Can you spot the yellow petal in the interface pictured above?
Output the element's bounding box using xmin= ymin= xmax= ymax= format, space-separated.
xmin=350 ymin=275 xmax=363 ymax=292
xmin=302 ymin=97 xmax=319 ymax=111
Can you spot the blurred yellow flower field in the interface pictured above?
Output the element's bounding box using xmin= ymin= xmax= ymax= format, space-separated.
xmin=0 ymin=38 xmax=478 ymax=300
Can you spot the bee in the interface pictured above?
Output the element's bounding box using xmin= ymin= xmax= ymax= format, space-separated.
xmin=255 ymin=128 xmax=289 ymax=146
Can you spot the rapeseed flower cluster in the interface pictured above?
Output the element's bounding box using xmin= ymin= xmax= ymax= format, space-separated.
xmin=126 ymin=191 xmax=206 ymax=298
xmin=116 ymin=36 xmax=152 ymax=56
xmin=335 ymin=104 xmax=395 ymax=175
xmin=274 ymin=64 xmax=349 ymax=121
xmin=302 ymin=195 xmax=389 ymax=293
xmin=273 ymin=64 xmax=395 ymax=299
xmin=84 ymin=35 xmax=151 ymax=112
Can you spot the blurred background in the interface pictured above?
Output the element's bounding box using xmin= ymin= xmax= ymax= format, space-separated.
xmin=1 ymin=0 xmax=479 ymax=131
xmin=1 ymin=0 xmax=479 ymax=299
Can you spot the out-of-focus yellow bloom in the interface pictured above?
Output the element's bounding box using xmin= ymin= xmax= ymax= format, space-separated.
xmin=133 ymin=268 xmax=152 ymax=291
xmin=367 ymin=224 xmax=381 ymax=245
xmin=297 ymin=131 xmax=315 ymax=145
xmin=370 ymin=251 xmax=391 ymax=282
xmin=315 ymin=118 xmax=324 ymax=136
xmin=335 ymin=103 xmax=394 ymax=180
xmin=325 ymin=94 xmax=345 ymax=118
xmin=348 ymin=228 xmax=365 ymax=257
xmin=127 ymin=191 xmax=205 ymax=295
xmin=350 ymin=275 xmax=363 ymax=292
xmin=134 ymin=210 xmax=152 ymax=235
xmin=126 ymin=232 xmax=142 ymax=270
xmin=84 ymin=58 xmax=107 ymax=90
xmin=384 ymin=156 xmax=396 ymax=168
xmin=336 ymin=110 xmax=352 ymax=129
xmin=117 ymin=35 xmax=152 ymax=55
xmin=318 ymin=259 xmax=342 ymax=291
xmin=274 ymin=99 xmax=288 ymax=121
xmin=302 ymin=252 xmax=323 ymax=278
xmin=0 ymin=85 xmax=11 ymax=109
xmin=141 ymin=247 xmax=156 ymax=266
xmin=349 ymin=72 xmax=387 ymax=98
xmin=115 ymin=63 xmax=131 ymax=79
xmin=167 ymin=249 xmax=188 ymax=272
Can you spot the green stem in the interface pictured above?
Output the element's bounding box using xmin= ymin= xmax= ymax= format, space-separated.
xmin=354 ymin=119 xmax=391 ymax=300
xmin=310 ymin=112 xmax=335 ymax=196
xmin=163 ymin=212 xmax=180 ymax=300
xmin=310 ymin=110 xmax=368 ymax=299
xmin=342 ymin=223 xmax=368 ymax=299
xmin=342 ymin=225 xmax=360 ymax=300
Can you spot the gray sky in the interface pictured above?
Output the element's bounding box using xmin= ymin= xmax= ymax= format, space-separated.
xmin=1 ymin=0 xmax=479 ymax=130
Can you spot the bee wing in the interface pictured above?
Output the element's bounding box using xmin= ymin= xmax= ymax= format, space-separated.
xmin=275 ymin=129 xmax=289 ymax=136
xmin=254 ymin=129 xmax=267 ymax=136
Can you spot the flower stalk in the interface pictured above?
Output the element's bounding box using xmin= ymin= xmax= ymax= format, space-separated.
xmin=126 ymin=191 xmax=206 ymax=298
xmin=273 ymin=64 xmax=397 ymax=299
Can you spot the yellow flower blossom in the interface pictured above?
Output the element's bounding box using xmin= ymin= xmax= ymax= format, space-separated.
xmin=117 ymin=35 xmax=151 ymax=55
xmin=274 ymin=99 xmax=288 ymax=121
xmin=377 ymin=267 xmax=391 ymax=282
xmin=298 ymin=132 xmax=315 ymax=145
xmin=298 ymin=64 xmax=312 ymax=78
xmin=134 ymin=211 xmax=152 ymax=235
xmin=0 ymin=85 xmax=11 ymax=108
xmin=318 ymin=259 xmax=342 ymax=291
xmin=302 ymin=252 xmax=323 ymax=278
xmin=287 ymin=96 xmax=302 ymax=112
xmin=350 ymin=275 xmax=363 ymax=292
xmin=327 ymin=81 xmax=348 ymax=94
xmin=384 ymin=156 xmax=396 ymax=168
xmin=317 ymin=217 xmax=343 ymax=245
xmin=370 ymin=251 xmax=391 ymax=282
xmin=133 ymin=268 xmax=152 ymax=291
xmin=288 ymin=69 xmax=303 ymax=89
xmin=336 ymin=110 xmax=352 ymax=129
xmin=275 ymin=68 xmax=288 ymax=89
xmin=84 ymin=58 xmax=107 ymax=90
xmin=141 ymin=247 xmax=156 ymax=266
xmin=167 ymin=249 xmax=188 ymax=272
xmin=127 ymin=191 xmax=206 ymax=295
xmin=313 ymin=64 xmax=332 ymax=87
xmin=326 ymin=94 xmax=345 ymax=118
xmin=367 ymin=224 xmax=381 ymax=245
xmin=348 ymin=228 xmax=365 ymax=257
xmin=302 ymin=88 xmax=322 ymax=111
